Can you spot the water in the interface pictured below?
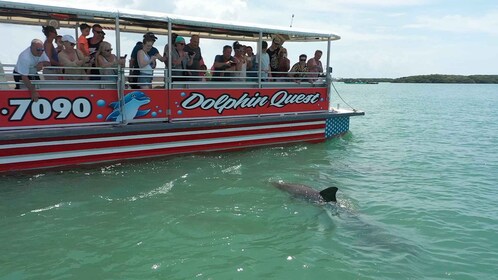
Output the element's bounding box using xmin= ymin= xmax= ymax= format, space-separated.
xmin=1 ymin=83 xmax=498 ymax=279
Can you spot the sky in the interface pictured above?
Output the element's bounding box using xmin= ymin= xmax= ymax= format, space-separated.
xmin=1 ymin=0 xmax=497 ymax=78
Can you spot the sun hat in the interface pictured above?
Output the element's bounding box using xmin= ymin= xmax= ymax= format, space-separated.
xmin=61 ymin=35 xmax=76 ymax=44
xmin=272 ymin=34 xmax=285 ymax=45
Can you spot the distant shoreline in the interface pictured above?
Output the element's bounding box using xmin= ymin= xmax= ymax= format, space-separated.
xmin=337 ymin=74 xmax=498 ymax=84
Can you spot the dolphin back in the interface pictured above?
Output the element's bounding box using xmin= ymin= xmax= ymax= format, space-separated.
xmin=319 ymin=187 xmax=338 ymax=202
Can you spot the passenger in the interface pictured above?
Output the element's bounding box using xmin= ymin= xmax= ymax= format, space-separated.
xmin=275 ymin=47 xmax=290 ymax=81
xmin=256 ymin=41 xmax=271 ymax=81
xmin=13 ymin=39 xmax=50 ymax=101
xmin=130 ymin=32 xmax=162 ymax=89
xmin=96 ymin=41 xmax=124 ymax=82
xmin=267 ymin=34 xmax=285 ymax=80
xmin=307 ymin=50 xmax=323 ymax=81
xmin=212 ymin=45 xmax=236 ymax=81
xmin=58 ymin=35 xmax=90 ymax=80
xmin=233 ymin=41 xmax=246 ymax=81
xmin=289 ymin=54 xmax=309 ymax=83
xmin=184 ymin=34 xmax=205 ymax=80
xmin=42 ymin=25 xmax=61 ymax=80
xmin=137 ymin=38 xmax=162 ymax=88
xmin=87 ymin=24 xmax=105 ymax=80
xmin=245 ymin=45 xmax=257 ymax=80
xmin=55 ymin=35 xmax=64 ymax=53
xmin=199 ymin=64 xmax=208 ymax=81
xmin=170 ymin=36 xmax=194 ymax=82
xmin=77 ymin=23 xmax=91 ymax=57
xmin=162 ymin=32 xmax=178 ymax=68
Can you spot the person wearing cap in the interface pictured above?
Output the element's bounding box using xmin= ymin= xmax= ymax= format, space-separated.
xmin=58 ymin=35 xmax=90 ymax=80
xmin=129 ymin=32 xmax=163 ymax=89
xmin=137 ymin=37 xmax=163 ymax=88
xmin=13 ymin=39 xmax=50 ymax=101
xmin=87 ymin=24 xmax=105 ymax=80
xmin=170 ymin=36 xmax=194 ymax=82
xmin=267 ymin=34 xmax=285 ymax=81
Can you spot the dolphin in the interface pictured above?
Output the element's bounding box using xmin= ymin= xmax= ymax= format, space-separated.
xmin=106 ymin=91 xmax=151 ymax=122
xmin=271 ymin=181 xmax=338 ymax=204
xmin=272 ymin=181 xmax=422 ymax=257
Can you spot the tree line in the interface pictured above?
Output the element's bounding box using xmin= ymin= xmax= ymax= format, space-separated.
xmin=337 ymin=75 xmax=498 ymax=84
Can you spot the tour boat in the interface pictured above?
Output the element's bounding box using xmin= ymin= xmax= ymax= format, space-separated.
xmin=0 ymin=1 xmax=364 ymax=172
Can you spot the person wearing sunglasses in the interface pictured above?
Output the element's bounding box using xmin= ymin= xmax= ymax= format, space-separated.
xmin=266 ymin=34 xmax=285 ymax=80
xmin=87 ymin=24 xmax=106 ymax=80
xmin=58 ymin=35 xmax=90 ymax=80
xmin=289 ymin=54 xmax=309 ymax=83
xmin=96 ymin=41 xmax=125 ymax=82
xmin=170 ymin=36 xmax=194 ymax=82
xmin=42 ymin=25 xmax=62 ymax=80
xmin=13 ymin=39 xmax=50 ymax=101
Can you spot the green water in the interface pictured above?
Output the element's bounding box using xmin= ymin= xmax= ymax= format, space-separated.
xmin=1 ymin=83 xmax=497 ymax=279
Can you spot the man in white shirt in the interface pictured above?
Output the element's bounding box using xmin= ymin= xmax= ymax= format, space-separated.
xmin=257 ymin=41 xmax=271 ymax=81
xmin=13 ymin=39 xmax=50 ymax=102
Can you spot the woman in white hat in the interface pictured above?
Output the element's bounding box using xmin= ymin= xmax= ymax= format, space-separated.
xmin=58 ymin=35 xmax=90 ymax=80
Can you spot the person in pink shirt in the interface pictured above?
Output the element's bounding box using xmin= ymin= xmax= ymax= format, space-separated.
xmin=78 ymin=23 xmax=90 ymax=57
xmin=307 ymin=50 xmax=323 ymax=81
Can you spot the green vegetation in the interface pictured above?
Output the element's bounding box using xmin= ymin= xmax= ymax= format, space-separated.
xmin=392 ymin=74 xmax=498 ymax=84
xmin=337 ymin=75 xmax=498 ymax=84
xmin=338 ymin=78 xmax=394 ymax=83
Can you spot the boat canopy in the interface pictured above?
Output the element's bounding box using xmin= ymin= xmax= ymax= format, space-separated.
xmin=0 ymin=0 xmax=340 ymax=42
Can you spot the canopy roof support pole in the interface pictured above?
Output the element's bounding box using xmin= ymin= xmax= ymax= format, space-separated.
xmin=326 ymin=37 xmax=332 ymax=109
xmin=115 ymin=14 xmax=126 ymax=124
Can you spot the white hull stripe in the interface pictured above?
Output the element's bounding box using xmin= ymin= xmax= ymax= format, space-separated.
xmin=0 ymin=121 xmax=324 ymax=149
xmin=0 ymin=129 xmax=324 ymax=164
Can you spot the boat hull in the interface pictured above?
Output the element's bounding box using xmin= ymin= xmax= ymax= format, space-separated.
xmin=0 ymin=113 xmax=360 ymax=172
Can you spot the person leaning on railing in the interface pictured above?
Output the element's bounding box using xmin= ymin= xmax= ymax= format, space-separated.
xmin=289 ymin=54 xmax=309 ymax=83
xmin=307 ymin=50 xmax=323 ymax=82
xmin=58 ymin=35 xmax=90 ymax=80
xmin=13 ymin=39 xmax=50 ymax=102
xmin=96 ymin=41 xmax=125 ymax=82
xmin=137 ymin=37 xmax=163 ymax=89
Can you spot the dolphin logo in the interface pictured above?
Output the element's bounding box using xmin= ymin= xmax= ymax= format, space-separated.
xmin=272 ymin=181 xmax=338 ymax=204
xmin=106 ymin=91 xmax=151 ymax=122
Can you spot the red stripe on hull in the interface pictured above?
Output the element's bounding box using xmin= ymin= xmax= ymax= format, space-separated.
xmin=0 ymin=119 xmax=324 ymax=145
xmin=0 ymin=133 xmax=325 ymax=172
xmin=0 ymin=124 xmax=324 ymax=157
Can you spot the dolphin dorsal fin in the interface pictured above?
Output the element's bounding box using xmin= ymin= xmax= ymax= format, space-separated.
xmin=319 ymin=187 xmax=338 ymax=202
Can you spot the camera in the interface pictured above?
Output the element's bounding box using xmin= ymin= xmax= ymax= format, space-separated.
xmin=188 ymin=51 xmax=195 ymax=56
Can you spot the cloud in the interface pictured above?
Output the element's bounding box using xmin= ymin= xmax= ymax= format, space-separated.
xmin=406 ymin=11 xmax=498 ymax=35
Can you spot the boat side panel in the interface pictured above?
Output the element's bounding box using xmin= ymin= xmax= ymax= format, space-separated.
xmin=169 ymin=87 xmax=328 ymax=120
xmin=0 ymin=120 xmax=325 ymax=172
xmin=0 ymin=89 xmax=168 ymax=129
